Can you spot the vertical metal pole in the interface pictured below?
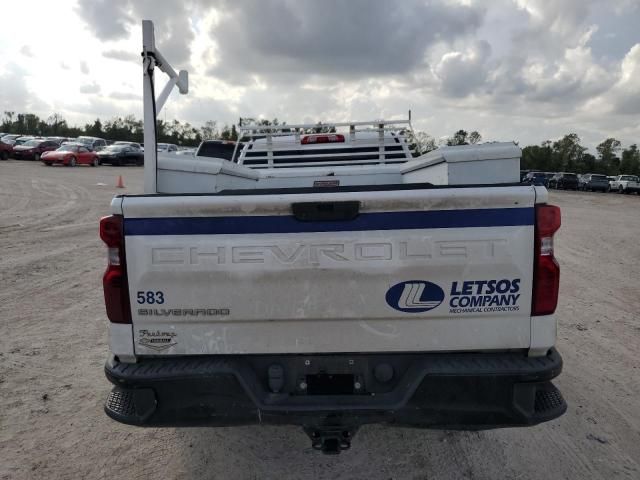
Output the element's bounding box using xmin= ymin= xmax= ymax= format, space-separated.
xmin=378 ymin=123 xmax=385 ymax=164
xmin=266 ymin=133 xmax=274 ymax=169
xmin=142 ymin=20 xmax=157 ymax=194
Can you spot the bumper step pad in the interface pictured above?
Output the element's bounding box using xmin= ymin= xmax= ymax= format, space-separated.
xmin=105 ymin=387 xmax=156 ymax=424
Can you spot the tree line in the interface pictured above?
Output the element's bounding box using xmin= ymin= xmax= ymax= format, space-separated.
xmin=2 ymin=111 xmax=638 ymax=175
xmin=520 ymin=134 xmax=639 ymax=176
xmin=0 ymin=111 xmax=238 ymax=147
xmin=409 ymin=129 xmax=639 ymax=176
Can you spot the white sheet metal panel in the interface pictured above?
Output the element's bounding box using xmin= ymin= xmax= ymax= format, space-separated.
xmin=121 ymin=186 xmax=536 ymax=355
xmin=119 ymin=186 xmax=534 ymax=218
xmin=402 ymin=142 xmax=521 ymax=185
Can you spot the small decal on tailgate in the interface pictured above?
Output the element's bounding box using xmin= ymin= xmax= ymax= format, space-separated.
xmin=138 ymin=308 xmax=230 ymax=316
xmin=137 ymin=329 xmax=177 ymax=351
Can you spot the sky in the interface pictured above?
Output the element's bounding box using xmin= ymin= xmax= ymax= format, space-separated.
xmin=1 ymin=0 xmax=639 ymax=150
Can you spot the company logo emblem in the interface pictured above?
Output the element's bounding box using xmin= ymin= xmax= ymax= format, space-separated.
xmin=137 ymin=329 xmax=177 ymax=351
xmin=385 ymin=280 xmax=445 ymax=313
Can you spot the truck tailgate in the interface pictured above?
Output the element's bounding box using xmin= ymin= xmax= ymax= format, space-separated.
xmin=118 ymin=186 xmax=537 ymax=355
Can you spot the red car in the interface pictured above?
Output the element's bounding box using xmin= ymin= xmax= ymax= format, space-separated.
xmin=0 ymin=140 xmax=11 ymax=160
xmin=11 ymin=139 xmax=60 ymax=160
xmin=41 ymin=144 xmax=99 ymax=167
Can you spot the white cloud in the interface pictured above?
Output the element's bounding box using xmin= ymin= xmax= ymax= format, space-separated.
xmin=0 ymin=63 xmax=49 ymax=113
xmin=0 ymin=0 xmax=637 ymax=151
xmin=20 ymin=45 xmax=33 ymax=57
xmin=79 ymin=83 xmax=101 ymax=94
xmin=610 ymin=44 xmax=640 ymax=114
xmin=103 ymin=50 xmax=139 ymax=63
xmin=434 ymin=41 xmax=492 ymax=97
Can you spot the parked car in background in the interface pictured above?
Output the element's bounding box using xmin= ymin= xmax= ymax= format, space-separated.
xmin=579 ymin=173 xmax=609 ymax=192
xmin=609 ymin=175 xmax=640 ymax=194
xmin=13 ymin=136 xmax=36 ymax=146
xmin=97 ymin=145 xmax=144 ymax=166
xmin=75 ymin=136 xmax=107 ymax=151
xmin=46 ymin=136 xmax=72 ymax=145
xmin=196 ymin=140 xmax=244 ymax=161
xmin=1 ymin=134 xmax=22 ymax=145
xmin=175 ymin=148 xmax=196 ymax=156
xmin=544 ymin=172 xmax=555 ymax=186
xmin=548 ymin=172 xmax=579 ymax=190
xmin=0 ymin=139 xmax=12 ymax=160
xmin=41 ymin=143 xmax=99 ymax=167
xmin=522 ymin=171 xmax=548 ymax=186
xmin=11 ymin=139 xmax=60 ymax=160
xmin=157 ymin=142 xmax=178 ymax=152
xmin=114 ymin=141 xmax=144 ymax=152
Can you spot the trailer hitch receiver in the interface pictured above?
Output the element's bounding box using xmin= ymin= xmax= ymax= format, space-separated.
xmin=304 ymin=426 xmax=358 ymax=455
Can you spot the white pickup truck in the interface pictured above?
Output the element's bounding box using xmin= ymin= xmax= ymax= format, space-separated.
xmin=101 ymin=119 xmax=566 ymax=453
xmin=102 ymin=24 xmax=565 ymax=452
xmin=609 ymin=174 xmax=640 ymax=194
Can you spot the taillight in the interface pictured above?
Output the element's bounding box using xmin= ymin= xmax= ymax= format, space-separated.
xmin=532 ymin=205 xmax=561 ymax=316
xmin=301 ymin=134 xmax=345 ymax=145
xmin=99 ymin=215 xmax=131 ymax=324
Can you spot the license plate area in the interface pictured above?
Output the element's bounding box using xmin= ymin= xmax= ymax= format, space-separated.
xmin=306 ymin=374 xmax=354 ymax=395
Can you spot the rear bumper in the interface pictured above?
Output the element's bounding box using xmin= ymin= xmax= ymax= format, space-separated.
xmin=104 ymin=348 xmax=566 ymax=431
xmin=12 ymin=152 xmax=34 ymax=159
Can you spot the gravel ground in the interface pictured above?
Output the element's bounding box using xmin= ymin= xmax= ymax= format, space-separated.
xmin=0 ymin=160 xmax=639 ymax=480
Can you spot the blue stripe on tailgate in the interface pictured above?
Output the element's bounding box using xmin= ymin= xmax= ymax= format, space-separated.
xmin=124 ymin=207 xmax=534 ymax=236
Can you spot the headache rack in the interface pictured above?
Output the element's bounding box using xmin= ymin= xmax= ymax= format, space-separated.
xmin=232 ymin=118 xmax=414 ymax=169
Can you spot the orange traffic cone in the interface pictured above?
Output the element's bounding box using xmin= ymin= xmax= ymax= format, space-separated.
xmin=116 ymin=175 xmax=125 ymax=188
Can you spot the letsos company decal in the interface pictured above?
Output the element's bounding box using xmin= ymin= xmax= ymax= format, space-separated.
xmin=386 ymin=279 xmax=521 ymax=314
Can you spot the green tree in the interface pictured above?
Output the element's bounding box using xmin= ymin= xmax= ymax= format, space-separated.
xmin=1 ymin=111 xmax=15 ymax=132
xmin=578 ymin=153 xmax=598 ymax=173
xmin=406 ymin=130 xmax=437 ymax=156
xmin=468 ymin=131 xmax=482 ymax=144
xmin=84 ymin=118 xmax=103 ymax=138
xmin=620 ymin=144 xmax=640 ymax=175
xmin=521 ymin=142 xmax=553 ymax=171
xmin=447 ymin=129 xmax=482 ymax=146
xmin=596 ymin=138 xmax=622 ymax=175
xmin=200 ymin=120 xmax=219 ymax=140
xmin=551 ymin=133 xmax=586 ymax=172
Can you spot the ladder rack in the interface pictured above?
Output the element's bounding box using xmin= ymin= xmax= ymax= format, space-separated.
xmin=233 ymin=118 xmax=413 ymax=168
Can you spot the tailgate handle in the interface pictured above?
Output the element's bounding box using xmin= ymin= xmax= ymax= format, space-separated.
xmin=292 ymin=201 xmax=360 ymax=222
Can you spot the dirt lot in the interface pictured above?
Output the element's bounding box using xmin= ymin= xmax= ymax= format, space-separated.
xmin=0 ymin=160 xmax=639 ymax=480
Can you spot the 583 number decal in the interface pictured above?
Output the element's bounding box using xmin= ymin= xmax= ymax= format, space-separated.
xmin=137 ymin=291 xmax=165 ymax=304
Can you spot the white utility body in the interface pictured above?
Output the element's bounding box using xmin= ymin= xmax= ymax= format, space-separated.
xmin=101 ymin=20 xmax=566 ymax=454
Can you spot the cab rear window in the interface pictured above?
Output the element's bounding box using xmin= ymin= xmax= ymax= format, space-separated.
xmin=197 ymin=141 xmax=242 ymax=161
